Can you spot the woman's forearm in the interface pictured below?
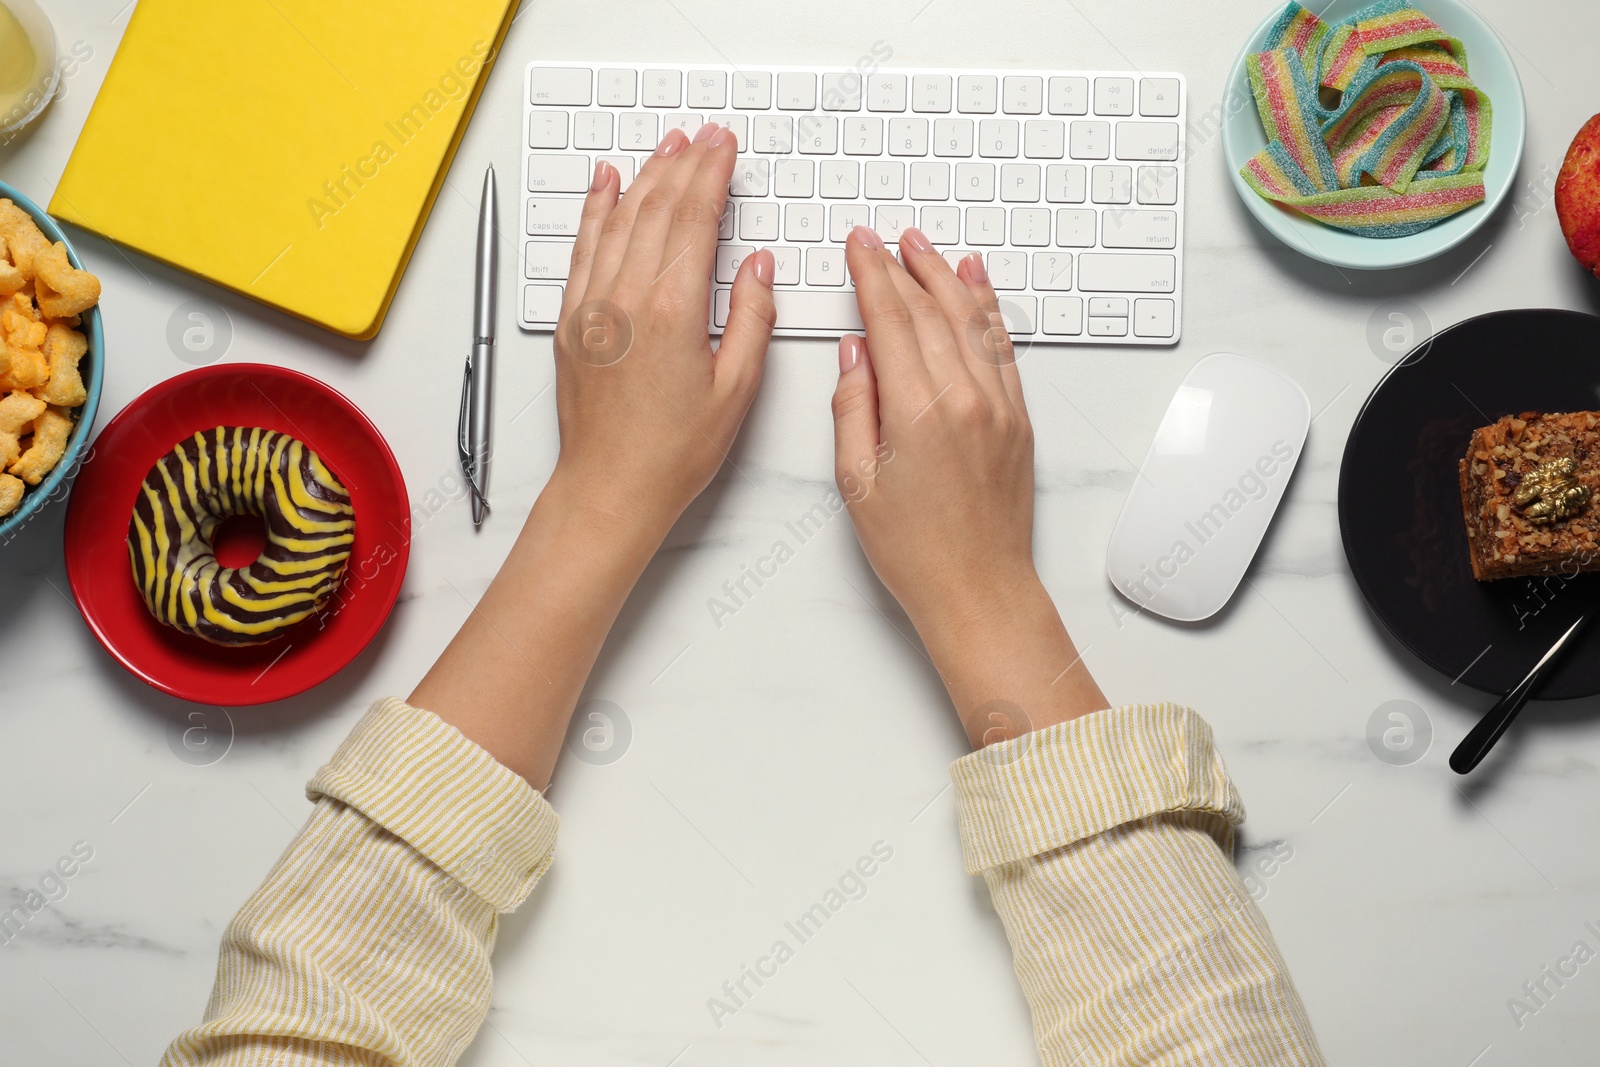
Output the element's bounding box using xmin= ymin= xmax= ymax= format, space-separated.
xmin=408 ymin=472 xmax=662 ymax=789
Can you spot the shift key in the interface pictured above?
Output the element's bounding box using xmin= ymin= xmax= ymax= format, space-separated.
xmin=526 ymin=198 xmax=585 ymax=236
xmin=1077 ymin=253 xmax=1175 ymax=292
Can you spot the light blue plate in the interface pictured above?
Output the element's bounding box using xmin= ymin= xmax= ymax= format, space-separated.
xmin=1221 ymin=0 xmax=1526 ymax=270
xmin=0 ymin=180 xmax=104 ymax=545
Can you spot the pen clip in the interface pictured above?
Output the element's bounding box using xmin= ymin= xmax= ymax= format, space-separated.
xmin=457 ymin=355 xmax=486 ymax=510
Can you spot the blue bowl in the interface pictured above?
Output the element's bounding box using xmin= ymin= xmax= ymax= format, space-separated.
xmin=1221 ymin=0 xmax=1527 ymax=270
xmin=0 ymin=179 xmax=104 ymax=543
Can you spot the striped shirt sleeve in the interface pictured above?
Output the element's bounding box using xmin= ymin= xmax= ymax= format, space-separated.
xmin=159 ymin=697 xmax=558 ymax=1067
xmin=950 ymin=703 xmax=1327 ymax=1066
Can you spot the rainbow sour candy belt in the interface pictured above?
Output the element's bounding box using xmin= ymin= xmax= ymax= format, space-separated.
xmin=1240 ymin=0 xmax=1492 ymax=238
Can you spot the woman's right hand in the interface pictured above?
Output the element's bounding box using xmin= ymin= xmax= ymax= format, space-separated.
xmin=833 ymin=225 xmax=1109 ymax=746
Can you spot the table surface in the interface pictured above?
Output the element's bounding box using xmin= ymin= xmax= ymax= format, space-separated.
xmin=4 ymin=1 xmax=1599 ymax=1064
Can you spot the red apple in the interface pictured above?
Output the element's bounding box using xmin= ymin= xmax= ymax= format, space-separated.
xmin=1557 ymin=114 xmax=1600 ymax=278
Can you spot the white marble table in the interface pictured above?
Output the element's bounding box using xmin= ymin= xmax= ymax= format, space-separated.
xmin=4 ymin=1 xmax=1599 ymax=1063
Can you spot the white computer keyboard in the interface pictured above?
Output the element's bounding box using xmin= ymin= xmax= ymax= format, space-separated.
xmin=520 ymin=62 xmax=1185 ymax=345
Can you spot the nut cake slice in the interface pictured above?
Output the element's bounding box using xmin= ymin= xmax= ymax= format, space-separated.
xmin=1459 ymin=411 xmax=1600 ymax=581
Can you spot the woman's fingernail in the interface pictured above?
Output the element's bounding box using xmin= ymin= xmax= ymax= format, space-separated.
xmin=752 ymin=249 xmax=774 ymax=288
xmin=656 ymin=127 xmax=688 ymax=156
xmin=839 ymin=334 xmax=863 ymax=375
xmin=963 ymin=252 xmax=988 ymax=284
xmin=693 ymin=121 xmax=719 ymax=143
xmin=709 ymin=125 xmax=736 ymax=149
xmin=899 ymin=226 xmax=933 ymax=254
xmin=851 ymin=225 xmax=884 ymax=250
xmin=590 ymin=160 xmax=614 ymax=191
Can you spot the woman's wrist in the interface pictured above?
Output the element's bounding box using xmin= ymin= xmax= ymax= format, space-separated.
xmin=528 ymin=465 xmax=674 ymax=576
xmin=912 ymin=570 xmax=1110 ymax=750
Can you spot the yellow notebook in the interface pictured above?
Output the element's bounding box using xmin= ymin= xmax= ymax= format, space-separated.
xmin=51 ymin=0 xmax=516 ymax=339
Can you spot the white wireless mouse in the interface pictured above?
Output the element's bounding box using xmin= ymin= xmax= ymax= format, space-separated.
xmin=1106 ymin=353 xmax=1309 ymax=623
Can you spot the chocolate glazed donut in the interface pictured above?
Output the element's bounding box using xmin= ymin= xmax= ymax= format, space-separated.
xmin=127 ymin=426 xmax=356 ymax=645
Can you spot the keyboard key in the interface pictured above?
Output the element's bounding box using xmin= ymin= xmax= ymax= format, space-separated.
xmin=876 ymin=205 xmax=914 ymax=241
xmin=527 ymin=154 xmax=591 ymax=193
xmin=994 ymin=295 xmax=1036 ymax=334
xmin=988 ymin=250 xmax=1026 ymax=289
xmin=708 ymin=114 xmax=749 ymax=151
xmin=530 ymin=67 xmax=592 ymax=106
xmin=1115 ymin=121 xmax=1180 ymax=161
xmin=1137 ymin=165 xmax=1178 ymax=205
xmin=663 ymin=112 xmax=703 ymax=137
xmin=786 ymin=203 xmax=825 ymax=241
xmin=529 ymin=112 xmax=569 ymax=149
xmin=1000 ymin=164 xmax=1041 ymax=203
xmin=526 ymin=198 xmax=585 ymax=236
xmin=1139 ymin=78 xmax=1180 ymax=117
xmin=957 ymin=75 xmax=998 ymax=113
xmin=865 ymin=161 xmax=905 ymax=199
xmin=573 ymin=112 xmax=613 ymax=149
xmin=524 ymin=283 xmax=564 ymax=325
xmin=913 ymin=74 xmax=953 ymax=113
xmin=822 ymin=73 xmax=862 ymax=111
xmin=934 ymin=118 xmax=974 ymax=157
xmin=868 ymin=74 xmax=907 ymax=112
xmin=598 ymin=69 xmax=637 ymax=106
xmin=643 ymin=70 xmax=681 ymax=107
xmin=806 ymin=247 xmax=847 ymax=285
xmin=1042 ymin=296 xmax=1083 ymax=334
xmin=1055 ymin=208 xmax=1095 ymax=246
xmin=844 ymin=117 xmax=884 ymax=155
xmin=730 ymin=158 xmax=770 ymax=196
xmin=798 ymin=115 xmax=839 ymax=154
xmin=1077 ymin=252 xmax=1176 ymax=292
xmin=1045 ymin=164 xmax=1086 ymax=203
xmin=771 ymin=246 xmax=802 ymax=285
xmin=732 ymin=71 xmax=772 ymax=109
xmin=688 ymin=70 xmax=727 ymax=108
xmin=889 ymin=118 xmax=929 ymax=156
xmin=1011 ymin=207 xmax=1051 ymax=245
xmin=1002 ymin=76 xmax=1044 ymax=115
xmin=618 ymin=113 xmax=659 ymax=150
xmin=716 ymin=245 xmax=755 ymax=283
xmin=1092 ymin=165 xmax=1132 ymax=204
xmin=1089 ymin=297 xmax=1128 ymax=316
xmin=774 ymin=159 xmax=815 ymax=197
xmin=1093 ymin=77 xmax=1134 ymax=116
xmin=1033 ymin=252 xmax=1073 ymax=290
xmin=978 ymin=119 xmax=1019 ymax=158
xmin=753 ymin=115 xmax=794 ymax=153
xmin=524 ymin=241 xmax=572 ymax=280
xmin=1134 ymin=297 xmax=1176 ymax=337
xmin=1048 ymin=76 xmax=1088 ymax=115
xmin=921 ymin=205 xmax=960 ymax=243
xmin=910 ymin=161 xmax=951 ymax=200
xmin=1023 ymin=119 xmax=1065 ymax=159
xmin=1089 ymin=316 xmax=1128 ymax=336
xmin=1101 ymin=208 xmax=1177 ymax=248
xmin=1070 ymin=121 xmax=1110 ymax=159
xmin=598 ymin=154 xmax=635 ymax=188
xmin=777 ymin=72 xmax=817 ymax=110
xmin=819 ymin=160 xmax=859 ymax=198
xmin=955 ymin=162 xmax=995 ymax=201
xmin=719 ymin=202 xmax=734 ymax=239
xmin=965 ymin=207 xmax=1006 ymax=245
xmin=942 ymin=249 xmax=975 ymax=272
xmin=716 ymin=288 xmax=864 ymax=331
xmin=740 ymin=202 xmax=780 ymax=241
xmin=830 ymin=204 xmax=871 ymax=241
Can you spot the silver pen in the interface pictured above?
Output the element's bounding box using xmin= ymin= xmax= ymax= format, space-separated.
xmin=458 ymin=165 xmax=498 ymax=526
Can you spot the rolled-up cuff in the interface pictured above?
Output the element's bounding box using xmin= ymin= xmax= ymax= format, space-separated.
xmin=950 ymin=703 xmax=1243 ymax=874
xmin=306 ymin=697 xmax=558 ymax=912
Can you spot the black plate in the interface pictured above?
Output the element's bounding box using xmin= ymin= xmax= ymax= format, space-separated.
xmin=1339 ymin=308 xmax=1600 ymax=699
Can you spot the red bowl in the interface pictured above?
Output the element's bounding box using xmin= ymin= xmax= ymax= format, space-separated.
xmin=64 ymin=364 xmax=410 ymax=705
